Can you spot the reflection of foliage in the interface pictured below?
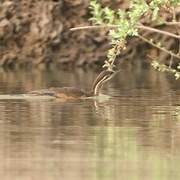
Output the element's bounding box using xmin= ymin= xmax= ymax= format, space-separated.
xmin=89 ymin=0 xmax=180 ymax=78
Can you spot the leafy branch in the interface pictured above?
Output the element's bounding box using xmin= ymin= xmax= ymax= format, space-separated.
xmin=72 ymin=0 xmax=180 ymax=78
xmin=151 ymin=60 xmax=180 ymax=79
xmin=71 ymin=24 xmax=180 ymax=39
xmin=138 ymin=34 xmax=180 ymax=59
xmin=88 ymin=0 xmax=180 ymax=73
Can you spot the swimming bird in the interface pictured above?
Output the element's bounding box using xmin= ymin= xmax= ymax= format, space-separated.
xmin=28 ymin=69 xmax=117 ymax=99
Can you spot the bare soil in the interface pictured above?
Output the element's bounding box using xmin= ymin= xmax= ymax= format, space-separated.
xmin=0 ymin=0 xmax=179 ymax=68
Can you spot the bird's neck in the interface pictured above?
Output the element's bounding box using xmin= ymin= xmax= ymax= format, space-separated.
xmin=91 ymin=74 xmax=106 ymax=96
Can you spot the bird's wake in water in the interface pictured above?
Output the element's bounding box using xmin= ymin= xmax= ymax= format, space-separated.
xmin=0 ymin=94 xmax=55 ymax=100
xmin=85 ymin=93 xmax=111 ymax=101
xmin=0 ymin=93 xmax=111 ymax=102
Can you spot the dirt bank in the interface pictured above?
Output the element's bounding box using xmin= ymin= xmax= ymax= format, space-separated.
xmin=0 ymin=0 xmax=107 ymax=67
xmin=0 ymin=0 xmax=179 ymax=68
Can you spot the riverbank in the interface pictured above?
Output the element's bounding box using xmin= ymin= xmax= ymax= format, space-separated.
xmin=0 ymin=0 xmax=179 ymax=68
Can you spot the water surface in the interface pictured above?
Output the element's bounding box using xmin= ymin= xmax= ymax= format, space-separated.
xmin=0 ymin=68 xmax=180 ymax=180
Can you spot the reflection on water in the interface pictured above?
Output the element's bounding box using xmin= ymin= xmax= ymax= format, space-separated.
xmin=0 ymin=67 xmax=180 ymax=180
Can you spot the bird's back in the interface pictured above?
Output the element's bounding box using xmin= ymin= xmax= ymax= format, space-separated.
xmin=28 ymin=87 xmax=88 ymax=99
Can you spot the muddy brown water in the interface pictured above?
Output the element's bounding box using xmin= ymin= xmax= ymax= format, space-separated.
xmin=0 ymin=68 xmax=180 ymax=180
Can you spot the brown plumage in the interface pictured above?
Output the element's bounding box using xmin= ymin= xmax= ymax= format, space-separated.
xmin=28 ymin=70 xmax=116 ymax=99
xmin=29 ymin=87 xmax=88 ymax=99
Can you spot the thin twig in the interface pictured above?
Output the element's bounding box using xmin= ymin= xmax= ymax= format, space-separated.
xmin=70 ymin=25 xmax=118 ymax=31
xmin=70 ymin=24 xmax=180 ymax=39
xmin=138 ymin=24 xmax=180 ymax=39
xmin=138 ymin=34 xmax=180 ymax=59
